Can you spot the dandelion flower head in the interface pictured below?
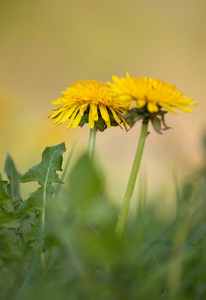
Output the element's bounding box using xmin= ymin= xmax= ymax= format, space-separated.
xmin=107 ymin=72 xmax=197 ymax=114
xmin=49 ymin=80 xmax=131 ymax=130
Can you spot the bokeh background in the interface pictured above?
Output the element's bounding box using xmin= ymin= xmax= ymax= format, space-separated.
xmin=0 ymin=0 xmax=205 ymax=213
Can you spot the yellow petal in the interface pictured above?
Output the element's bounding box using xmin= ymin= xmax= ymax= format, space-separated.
xmin=66 ymin=108 xmax=79 ymax=129
xmin=80 ymin=104 xmax=89 ymax=114
xmin=90 ymin=103 xmax=98 ymax=121
xmin=50 ymin=98 xmax=64 ymax=105
xmin=159 ymin=103 xmax=178 ymax=114
xmin=147 ymin=102 xmax=159 ymax=113
xmin=136 ymin=100 xmax=146 ymax=109
xmin=48 ymin=106 xmax=65 ymax=119
xmin=89 ymin=107 xmax=94 ymax=129
xmin=57 ymin=104 xmax=79 ymax=124
xmin=99 ymin=104 xmax=110 ymax=127
xmin=172 ymin=104 xmax=195 ymax=112
xmin=99 ymin=104 xmax=109 ymax=121
xmin=72 ymin=111 xmax=83 ymax=128
xmin=111 ymin=75 xmax=120 ymax=84
xmin=121 ymin=117 xmax=128 ymax=131
xmin=109 ymin=107 xmax=122 ymax=129
xmin=54 ymin=110 xmax=67 ymax=124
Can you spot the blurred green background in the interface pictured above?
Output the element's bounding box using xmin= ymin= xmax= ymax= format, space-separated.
xmin=0 ymin=0 xmax=205 ymax=210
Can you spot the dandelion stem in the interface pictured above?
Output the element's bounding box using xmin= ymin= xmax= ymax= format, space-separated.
xmin=88 ymin=125 xmax=97 ymax=162
xmin=115 ymin=120 xmax=148 ymax=238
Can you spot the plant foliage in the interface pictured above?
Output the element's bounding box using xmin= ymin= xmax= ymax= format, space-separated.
xmin=0 ymin=141 xmax=206 ymax=300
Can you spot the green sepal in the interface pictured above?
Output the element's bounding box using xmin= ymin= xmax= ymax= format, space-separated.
xmin=118 ymin=108 xmax=143 ymax=128
xmin=151 ymin=116 xmax=162 ymax=134
xmin=120 ymin=106 xmax=170 ymax=133
xmin=95 ymin=117 xmax=107 ymax=132
xmin=78 ymin=110 xmax=122 ymax=132
xmin=80 ymin=112 xmax=107 ymax=132
xmin=78 ymin=113 xmax=89 ymax=128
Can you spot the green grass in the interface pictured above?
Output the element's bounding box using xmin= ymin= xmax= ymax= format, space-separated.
xmin=0 ymin=141 xmax=206 ymax=300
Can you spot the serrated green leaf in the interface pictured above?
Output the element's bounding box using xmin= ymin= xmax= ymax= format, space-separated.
xmin=20 ymin=143 xmax=66 ymax=185
xmin=17 ymin=143 xmax=66 ymax=217
xmin=0 ymin=228 xmax=22 ymax=259
xmin=16 ymin=188 xmax=48 ymax=216
xmin=0 ymin=207 xmax=20 ymax=228
xmin=18 ymin=213 xmax=41 ymax=242
xmin=0 ymin=174 xmax=15 ymax=213
xmin=4 ymin=153 xmax=21 ymax=202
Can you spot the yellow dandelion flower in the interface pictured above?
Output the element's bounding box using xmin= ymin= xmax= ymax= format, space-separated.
xmin=49 ymin=80 xmax=131 ymax=131
xmin=108 ymin=72 xmax=197 ymax=114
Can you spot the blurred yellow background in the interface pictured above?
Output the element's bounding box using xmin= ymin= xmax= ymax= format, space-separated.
xmin=0 ymin=0 xmax=205 ymax=210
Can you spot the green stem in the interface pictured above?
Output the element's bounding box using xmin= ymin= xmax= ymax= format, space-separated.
xmin=115 ymin=120 xmax=149 ymax=238
xmin=88 ymin=125 xmax=97 ymax=162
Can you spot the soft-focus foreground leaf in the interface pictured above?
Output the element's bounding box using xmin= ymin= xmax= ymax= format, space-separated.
xmin=1 ymin=139 xmax=206 ymax=300
xmin=0 ymin=207 xmax=19 ymax=228
xmin=69 ymin=154 xmax=102 ymax=210
xmin=0 ymin=157 xmax=23 ymax=295
xmin=0 ymin=174 xmax=15 ymax=213
xmin=4 ymin=153 xmax=21 ymax=203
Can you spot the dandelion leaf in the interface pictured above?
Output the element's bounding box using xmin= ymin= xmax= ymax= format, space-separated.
xmin=20 ymin=143 xmax=66 ymax=184
xmin=0 ymin=228 xmax=22 ymax=260
xmin=70 ymin=154 xmax=101 ymax=210
xmin=0 ymin=175 xmax=15 ymax=213
xmin=17 ymin=143 xmax=66 ymax=216
xmin=20 ymin=212 xmax=42 ymax=242
xmin=189 ymin=223 xmax=206 ymax=246
xmin=0 ymin=207 xmax=20 ymax=228
xmin=4 ymin=153 xmax=21 ymax=202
